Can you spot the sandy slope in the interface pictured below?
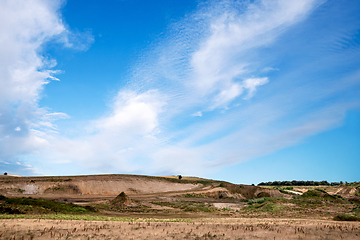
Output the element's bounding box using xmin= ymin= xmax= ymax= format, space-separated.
xmin=0 ymin=175 xmax=202 ymax=197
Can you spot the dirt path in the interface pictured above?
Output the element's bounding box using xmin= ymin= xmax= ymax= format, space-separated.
xmin=1 ymin=218 xmax=359 ymax=239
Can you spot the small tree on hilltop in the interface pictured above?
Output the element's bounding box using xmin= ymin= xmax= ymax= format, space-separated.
xmin=178 ymin=175 xmax=182 ymax=180
xmin=4 ymin=172 xmax=7 ymax=175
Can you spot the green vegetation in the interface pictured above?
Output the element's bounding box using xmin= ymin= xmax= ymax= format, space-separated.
xmin=183 ymin=193 xmax=208 ymax=198
xmin=355 ymin=186 xmax=360 ymax=197
xmin=30 ymin=178 xmax=73 ymax=182
xmin=243 ymin=197 xmax=285 ymax=213
xmin=17 ymin=188 xmax=25 ymax=193
xmin=333 ymin=214 xmax=360 ymax=221
xmin=344 ymin=182 xmax=360 ymax=187
xmin=0 ymin=195 xmax=96 ymax=214
xmin=300 ymin=189 xmax=346 ymax=203
xmin=334 ymin=206 xmax=360 ymax=221
xmin=248 ymin=197 xmax=265 ymax=204
xmin=258 ymin=180 xmax=346 ymax=186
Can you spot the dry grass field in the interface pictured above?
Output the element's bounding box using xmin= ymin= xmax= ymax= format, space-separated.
xmin=1 ymin=218 xmax=359 ymax=239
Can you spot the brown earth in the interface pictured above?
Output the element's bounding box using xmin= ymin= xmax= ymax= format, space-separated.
xmin=0 ymin=218 xmax=359 ymax=239
xmin=0 ymin=174 xmax=280 ymax=203
xmin=0 ymin=175 xmax=202 ymax=196
xmin=1 ymin=174 xmax=359 ymax=239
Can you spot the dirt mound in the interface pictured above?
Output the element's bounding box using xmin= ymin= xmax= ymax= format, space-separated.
xmin=110 ymin=192 xmax=131 ymax=206
xmin=221 ymin=183 xmax=282 ymax=199
xmin=301 ymin=189 xmax=346 ymax=203
xmin=335 ymin=186 xmax=357 ymax=196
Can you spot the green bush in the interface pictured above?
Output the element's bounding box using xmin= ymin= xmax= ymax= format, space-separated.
xmin=248 ymin=198 xmax=265 ymax=205
xmin=1 ymin=197 xmax=96 ymax=214
xmin=334 ymin=214 xmax=360 ymax=221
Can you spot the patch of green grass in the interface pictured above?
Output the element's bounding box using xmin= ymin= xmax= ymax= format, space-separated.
xmin=243 ymin=197 xmax=287 ymax=213
xmin=45 ymin=186 xmax=64 ymax=192
xmin=183 ymin=193 xmax=207 ymax=198
xmin=260 ymin=203 xmax=284 ymax=212
xmin=352 ymin=205 xmax=360 ymax=213
xmin=0 ymin=196 xmax=96 ymax=214
xmin=44 ymin=184 xmax=80 ymax=193
xmin=248 ymin=198 xmax=265 ymax=205
xmin=299 ymin=189 xmax=347 ymax=204
xmin=355 ymin=191 xmax=360 ymax=197
xmin=17 ymin=189 xmax=25 ymax=193
xmin=221 ymin=207 xmax=232 ymax=211
xmin=334 ymin=214 xmax=360 ymax=221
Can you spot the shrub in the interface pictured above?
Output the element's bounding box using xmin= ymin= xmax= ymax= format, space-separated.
xmin=257 ymin=192 xmax=271 ymax=198
xmin=2 ymin=197 xmax=96 ymax=214
xmin=334 ymin=214 xmax=360 ymax=221
xmin=248 ymin=198 xmax=265 ymax=205
xmin=0 ymin=195 xmax=7 ymax=200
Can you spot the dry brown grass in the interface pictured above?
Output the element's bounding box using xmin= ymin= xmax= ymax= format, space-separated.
xmin=0 ymin=218 xmax=359 ymax=239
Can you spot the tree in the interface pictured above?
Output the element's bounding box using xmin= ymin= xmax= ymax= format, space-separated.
xmin=4 ymin=172 xmax=7 ymax=175
xmin=178 ymin=175 xmax=182 ymax=180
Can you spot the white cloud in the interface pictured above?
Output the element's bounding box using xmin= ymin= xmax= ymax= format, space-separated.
xmin=2 ymin=0 xmax=359 ymax=178
xmin=39 ymin=90 xmax=167 ymax=173
xmin=0 ymin=0 xmax=92 ymax=170
xmin=262 ymin=67 xmax=279 ymax=72
xmin=242 ymin=77 xmax=269 ymax=99
xmin=211 ymin=82 xmax=243 ymax=109
xmin=190 ymin=0 xmax=318 ymax=108
xmin=192 ymin=111 xmax=202 ymax=117
xmin=95 ymin=90 xmax=165 ymax=136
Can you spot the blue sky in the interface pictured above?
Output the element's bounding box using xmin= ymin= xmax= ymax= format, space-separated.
xmin=0 ymin=0 xmax=359 ymax=184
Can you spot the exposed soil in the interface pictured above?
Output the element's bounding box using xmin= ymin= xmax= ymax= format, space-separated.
xmin=1 ymin=174 xmax=359 ymax=239
xmin=0 ymin=218 xmax=359 ymax=239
